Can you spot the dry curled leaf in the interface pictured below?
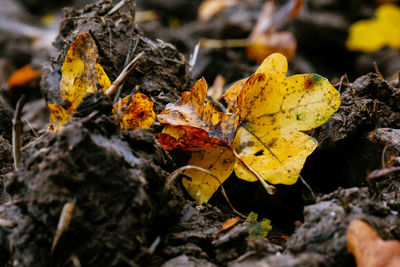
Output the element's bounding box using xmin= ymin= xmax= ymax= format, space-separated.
xmin=114 ymin=93 xmax=156 ymax=130
xmin=158 ymin=53 xmax=340 ymax=204
xmin=347 ymin=4 xmax=400 ymax=52
xmin=347 ymin=219 xmax=400 ymax=267
xmin=214 ymin=217 xmax=241 ymax=240
xmin=48 ymin=32 xmax=111 ymax=130
xmin=157 ymin=77 xmax=239 ymax=149
xmin=246 ymin=0 xmax=302 ymax=63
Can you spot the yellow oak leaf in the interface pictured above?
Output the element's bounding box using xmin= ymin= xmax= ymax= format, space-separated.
xmin=48 ymin=32 xmax=111 ymax=130
xmin=114 ymin=93 xmax=156 ymax=130
xmin=182 ymin=147 xmax=235 ymax=204
xmin=158 ymin=53 xmax=340 ymax=204
xmin=347 ymin=4 xmax=400 ymax=52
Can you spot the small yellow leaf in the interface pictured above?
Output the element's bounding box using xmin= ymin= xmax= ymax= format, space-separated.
xmin=182 ymin=147 xmax=235 ymax=203
xmin=49 ymin=32 xmax=111 ymax=129
xmin=347 ymin=4 xmax=400 ymax=52
xmin=114 ymin=93 xmax=156 ymax=130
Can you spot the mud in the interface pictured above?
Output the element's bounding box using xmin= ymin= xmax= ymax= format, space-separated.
xmin=0 ymin=0 xmax=399 ymax=266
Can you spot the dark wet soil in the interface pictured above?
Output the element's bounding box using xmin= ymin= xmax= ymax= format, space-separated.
xmin=0 ymin=0 xmax=399 ymax=266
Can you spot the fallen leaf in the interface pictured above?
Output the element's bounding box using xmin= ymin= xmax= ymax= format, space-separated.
xmin=246 ymin=0 xmax=302 ymax=62
xmin=158 ymin=53 xmax=340 ymax=204
xmin=347 ymin=219 xmax=400 ymax=267
xmin=210 ymin=74 xmax=226 ymax=101
xmin=7 ymin=64 xmax=40 ymax=88
xmin=114 ymin=93 xmax=156 ymax=130
xmin=157 ymin=77 xmax=239 ymax=149
xmin=347 ymin=4 xmax=400 ymax=52
xmin=48 ymin=32 xmax=111 ymax=130
xmin=247 ymin=32 xmax=297 ymax=63
xmin=214 ymin=217 xmax=241 ymax=240
xmin=243 ymin=211 xmax=272 ymax=241
xmin=198 ymin=0 xmax=238 ymax=21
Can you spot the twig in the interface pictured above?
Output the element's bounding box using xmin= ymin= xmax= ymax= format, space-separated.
xmin=220 ymin=186 xmax=247 ymax=218
xmin=51 ymin=198 xmax=76 ymax=254
xmin=228 ymin=146 xmax=276 ymax=195
xmin=12 ymin=95 xmax=26 ymax=170
xmin=381 ymin=144 xmax=389 ymax=169
xmin=189 ymin=41 xmax=200 ymax=69
xmin=105 ymin=51 xmax=144 ymax=97
xmin=373 ymin=61 xmax=384 ymax=80
xmin=298 ymin=174 xmax=316 ymax=201
xmin=106 ymin=0 xmax=129 ymax=16
xmin=200 ymin=38 xmax=249 ymax=49
xmin=148 ymin=236 xmax=160 ymax=254
xmin=366 ymin=166 xmax=400 ymax=181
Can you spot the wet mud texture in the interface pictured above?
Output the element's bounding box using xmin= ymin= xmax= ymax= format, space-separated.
xmin=41 ymin=0 xmax=193 ymax=113
xmin=0 ymin=94 xmax=184 ymax=267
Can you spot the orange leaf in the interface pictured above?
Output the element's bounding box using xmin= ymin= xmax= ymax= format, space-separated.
xmin=347 ymin=219 xmax=400 ymax=267
xmin=7 ymin=64 xmax=40 ymax=88
xmin=114 ymin=93 xmax=156 ymax=130
xmin=157 ymin=78 xmax=239 ymax=148
xmin=214 ymin=217 xmax=241 ymax=240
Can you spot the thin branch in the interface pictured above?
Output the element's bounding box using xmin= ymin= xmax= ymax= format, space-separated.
xmin=220 ymin=186 xmax=247 ymax=218
xmin=373 ymin=61 xmax=384 ymax=80
xmin=228 ymin=146 xmax=276 ymax=195
xmin=12 ymin=95 xmax=26 ymax=170
xmin=106 ymin=0 xmax=129 ymax=16
xmin=105 ymin=51 xmax=144 ymax=97
xmin=298 ymin=174 xmax=316 ymax=202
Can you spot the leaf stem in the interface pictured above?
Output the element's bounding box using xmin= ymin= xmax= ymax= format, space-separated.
xmin=228 ymin=145 xmax=276 ymax=195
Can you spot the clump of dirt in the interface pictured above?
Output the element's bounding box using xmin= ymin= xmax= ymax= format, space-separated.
xmin=41 ymin=0 xmax=193 ymax=113
xmin=1 ymin=93 xmax=183 ymax=266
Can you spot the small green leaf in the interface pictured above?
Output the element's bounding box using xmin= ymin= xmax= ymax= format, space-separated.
xmin=243 ymin=211 xmax=272 ymax=240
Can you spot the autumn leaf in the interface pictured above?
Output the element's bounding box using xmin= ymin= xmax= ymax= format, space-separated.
xmin=48 ymin=32 xmax=111 ymax=130
xmin=214 ymin=216 xmax=241 ymax=240
xmin=198 ymin=0 xmax=238 ymax=21
xmin=48 ymin=32 xmax=155 ymax=132
xmin=347 ymin=4 xmax=400 ymax=52
xmin=347 ymin=219 xmax=400 ymax=267
xmin=158 ymin=53 xmax=340 ymax=204
xmin=157 ymin=77 xmax=239 ymax=149
xmin=7 ymin=64 xmax=41 ymax=88
xmin=243 ymin=211 xmax=272 ymax=241
xmin=114 ymin=93 xmax=156 ymax=130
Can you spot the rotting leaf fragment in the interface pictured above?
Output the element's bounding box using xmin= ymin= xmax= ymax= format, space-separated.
xmin=157 ymin=53 xmax=341 ymax=204
xmin=114 ymin=93 xmax=156 ymax=130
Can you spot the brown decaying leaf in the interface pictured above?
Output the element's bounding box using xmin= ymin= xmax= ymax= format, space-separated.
xmin=114 ymin=93 xmax=156 ymax=130
xmin=347 ymin=219 xmax=400 ymax=267
xmin=214 ymin=217 xmax=241 ymax=240
xmin=157 ymin=77 xmax=239 ymax=149
xmin=246 ymin=0 xmax=303 ymax=62
xmin=7 ymin=64 xmax=40 ymax=88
